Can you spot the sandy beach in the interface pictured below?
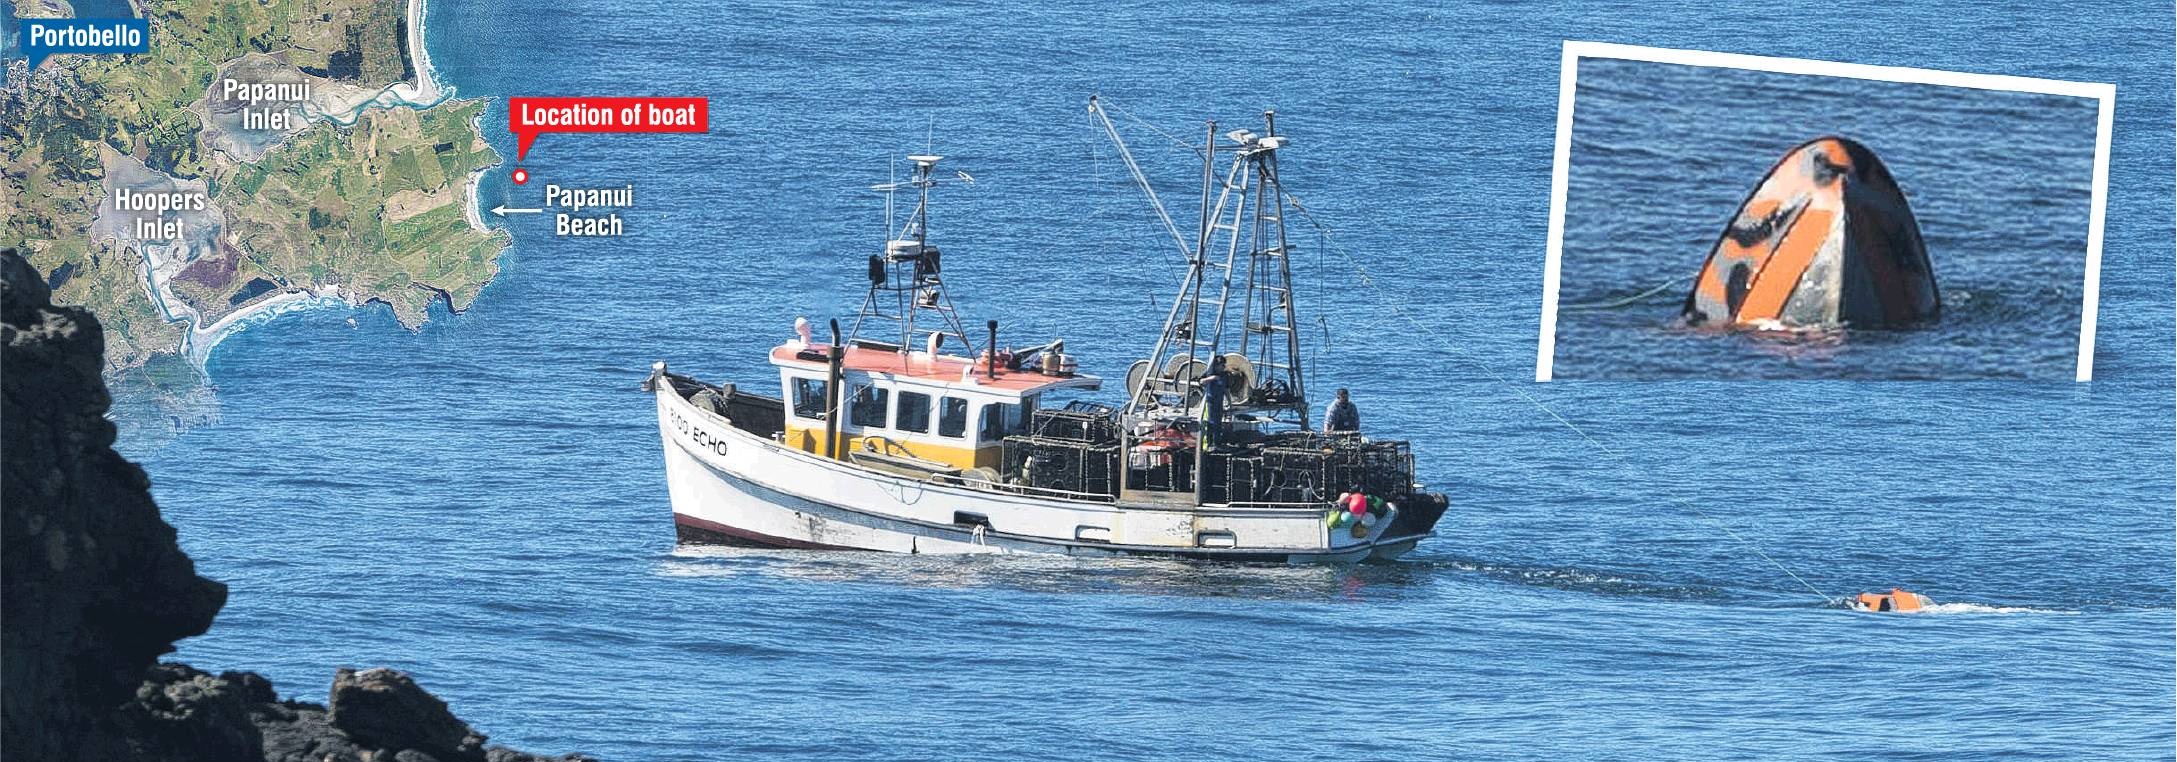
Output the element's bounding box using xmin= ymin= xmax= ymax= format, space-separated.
xmin=462 ymin=159 xmax=495 ymax=234
xmin=389 ymin=0 xmax=446 ymax=105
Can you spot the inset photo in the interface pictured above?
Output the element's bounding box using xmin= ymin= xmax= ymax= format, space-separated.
xmin=1536 ymin=42 xmax=2113 ymax=381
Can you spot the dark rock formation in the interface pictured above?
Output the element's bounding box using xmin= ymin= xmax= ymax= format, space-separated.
xmin=329 ymin=667 xmax=490 ymax=762
xmin=104 ymin=663 xmax=590 ymax=762
xmin=3 ymin=248 xmax=229 ymax=760
xmin=102 ymin=664 xmax=269 ymax=762
xmin=1 ymin=249 xmax=591 ymax=761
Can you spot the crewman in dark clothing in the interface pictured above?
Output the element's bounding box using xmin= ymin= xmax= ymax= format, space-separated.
xmin=1201 ymin=357 xmax=1229 ymax=449
xmin=1324 ymin=387 xmax=1360 ymax=434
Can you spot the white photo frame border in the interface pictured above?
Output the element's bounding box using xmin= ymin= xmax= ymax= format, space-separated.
xmin=1535 ymin=41 xmax=2116 ymax=382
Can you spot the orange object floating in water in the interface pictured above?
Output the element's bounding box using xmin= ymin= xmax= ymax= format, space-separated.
xmin=1853 ymin=587 xmax=1932 ymax=613
xmin=1683 ymin=137 xmax=1939 ymax=330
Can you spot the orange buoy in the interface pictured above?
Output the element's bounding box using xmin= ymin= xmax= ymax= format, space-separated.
xmin=1852 ymin=587 xmax=1931 ymax=613
xmin=1683 ymin=137 xmax=1938 ymax=330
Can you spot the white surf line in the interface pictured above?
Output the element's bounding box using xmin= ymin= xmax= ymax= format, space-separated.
xmin=462 ymin=167 xmax=492 ymax=231
xmin=126 ymin=231 xmax=346 ymax=366
xmin=389 ymin=0 xmax=445 ymax=105
xmin=185 ymin=287 xmax=347 ymax=358
xmin=462 ymin=108 xmax=500 ymax=234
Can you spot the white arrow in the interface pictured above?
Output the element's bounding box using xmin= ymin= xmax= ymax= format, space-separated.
xmin=490 ymin=205 xmax=542 ymax=217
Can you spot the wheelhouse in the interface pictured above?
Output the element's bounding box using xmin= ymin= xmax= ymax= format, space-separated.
xmin=771 ymin=340 xmax=1101 ymax=472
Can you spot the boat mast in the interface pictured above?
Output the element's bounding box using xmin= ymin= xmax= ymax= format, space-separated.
xmin=1239 ymin=111 xmax=1307 ymax=428
xmin=1123 ymin=121 xmax=1242 ymax=418
xmin=1106 ymin=105 xmax=1309 ymax=429
xmin=849 ymin=154 xmax=972 ymax=354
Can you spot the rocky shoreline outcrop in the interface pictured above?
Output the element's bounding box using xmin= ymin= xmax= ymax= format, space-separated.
xmin=2 ymin=249 xmax=591 ymax=762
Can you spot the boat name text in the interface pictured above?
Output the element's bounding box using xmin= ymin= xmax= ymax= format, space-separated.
xmin=668 ymin=409 xmax=730 ymax=457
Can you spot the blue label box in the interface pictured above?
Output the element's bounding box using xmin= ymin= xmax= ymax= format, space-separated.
xmin=21 ymin=17 xmax=149 ymax=70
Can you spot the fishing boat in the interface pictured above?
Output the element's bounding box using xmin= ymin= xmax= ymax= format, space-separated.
xmin=644 ymin=99 xmax=1447 ymax=562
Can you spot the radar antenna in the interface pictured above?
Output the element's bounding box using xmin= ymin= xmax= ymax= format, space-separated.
xmin=849 ymin=154 xmax=973 ymax=355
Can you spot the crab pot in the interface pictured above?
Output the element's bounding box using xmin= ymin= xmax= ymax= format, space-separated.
xmin=1004 ymin=436 xmax=1120 ymax=496
xmin=1128 ymin=448 xmax=1196 ymax=493
xmin=1256 ymin=438 xmax=1416 ymax=503
xmin=1027 ymin=408 xmax=1119 ymax=444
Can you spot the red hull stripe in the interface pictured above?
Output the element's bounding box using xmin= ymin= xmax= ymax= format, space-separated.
xmin=672 ymin=513 xmax=860 ymax=550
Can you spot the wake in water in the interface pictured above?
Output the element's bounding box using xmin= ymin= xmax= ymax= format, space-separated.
xmin=1859 ymin=601 xmax=2077 ymax=616
xmin=1417 ymin=556 xmax=1738 ymax=603
xmin=655 ymin=544 xmax=1431 ymax=602
xmin=1444 ymin=560 xmax=2089 ymax=614
xmin=659 ymin=545 xmax=2097 ymax=615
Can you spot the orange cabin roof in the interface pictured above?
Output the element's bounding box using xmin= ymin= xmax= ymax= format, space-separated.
xmin=770 ymin=343 xmax=1101 ymax=395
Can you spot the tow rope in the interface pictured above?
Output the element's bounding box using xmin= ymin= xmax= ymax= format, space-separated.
xmin=1556 ymin=276 xmax=1690 ymax=312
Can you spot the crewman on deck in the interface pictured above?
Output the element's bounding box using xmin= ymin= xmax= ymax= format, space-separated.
xmin=1201 ymin=356 xmax=1229 ymax=449
xmin=1324 ymin=388 xmax=1360 ymax=434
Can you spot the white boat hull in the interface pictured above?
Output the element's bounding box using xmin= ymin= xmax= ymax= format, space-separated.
xmin=654 ymin=382 xmax=1427 ymax=563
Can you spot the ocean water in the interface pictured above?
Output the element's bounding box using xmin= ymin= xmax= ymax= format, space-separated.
xmin=2 ymin=3 xmax=19 ymax=63
xmin=124 ymin=2 xmax=2173 ymax=760
xmin=1553 ymin=59 xmax=2101 ymax=379
xmin=67 ymin=0 xmax=136 ymax=18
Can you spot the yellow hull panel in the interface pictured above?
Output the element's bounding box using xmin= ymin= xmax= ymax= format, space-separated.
xmin=784 ymin=425 xmax=999 ymax=470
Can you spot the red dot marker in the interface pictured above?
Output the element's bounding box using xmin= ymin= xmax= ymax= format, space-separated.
xmin=512 ymin=168 xmax=529 ymax=185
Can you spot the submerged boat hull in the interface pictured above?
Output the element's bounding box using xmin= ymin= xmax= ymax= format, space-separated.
xmin=654 ymin=381 xmax=1428 ymax=563
xmin=1683 ymin=136 xmax=1938 ymax=330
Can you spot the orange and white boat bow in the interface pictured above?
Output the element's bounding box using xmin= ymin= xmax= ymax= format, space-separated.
xmin=1683 ymin=137 xmax=1939 ymax=330
xmin=1852 ymin=587 xmax=1932 ymax=613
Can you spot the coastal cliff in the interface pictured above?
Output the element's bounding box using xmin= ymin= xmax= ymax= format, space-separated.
xmin=1 ymin=249 xmax=589 ymax=762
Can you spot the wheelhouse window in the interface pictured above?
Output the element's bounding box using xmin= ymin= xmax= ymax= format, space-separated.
xmin=790 ymin=377 xmax=828 ymax=420
xmin=938 ymin=397 xmax=969 ymax=438
xmin=979 ymin=400 xmax=1030 ymax=442
xmin=848 ymin=382 xmax=890 ymax=429
xmin=896 ymin=391 xmax=932 ymax=433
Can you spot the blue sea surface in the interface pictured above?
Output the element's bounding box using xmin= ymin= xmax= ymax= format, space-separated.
xmin=66 ymin=0 xmax=135 ymax=18
xmin=128 ymin=2 xmax=2173 ymax=760
xmin=1555 ymin=60 xmax=2102 ymax=379
xmin=2 ymin=3 xmax=18 ymax=62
